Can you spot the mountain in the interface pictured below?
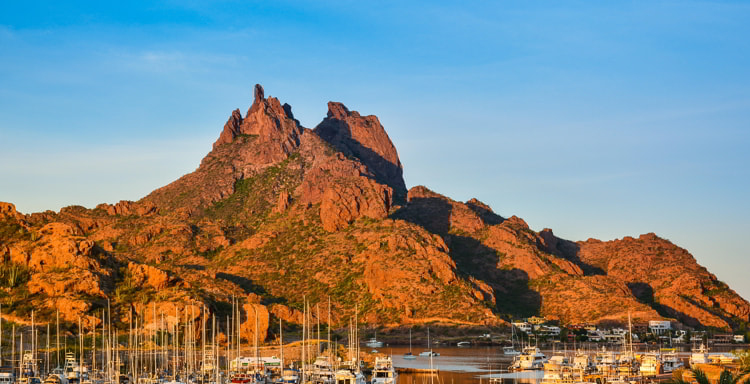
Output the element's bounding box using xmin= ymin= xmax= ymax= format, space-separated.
xmin=1 ymin=85 xmax=748 ymax=338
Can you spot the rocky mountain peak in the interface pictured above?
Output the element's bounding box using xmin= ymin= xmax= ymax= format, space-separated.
xmin=314 ymin=101 xmax=407 ymax=202
xmin=212 ymin=84 xmax=302 ymax=155
xmin=326 ymin=101 xmax=350 ymax=120
xmin=4 ymin=85 xmax=748 ymax=333
xmin=0 ymin=202 xmax=18 ymax=218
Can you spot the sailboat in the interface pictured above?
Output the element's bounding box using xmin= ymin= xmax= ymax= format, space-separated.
xmin=503 ymin=324 xmax=520 ymax=356
xmin=365 ymin=331 xmax=383 ymax=348
xmin=418 ymin=328 xmax=439 ymax=357
xmin=403 ymin=330 xmax=416 ymax=360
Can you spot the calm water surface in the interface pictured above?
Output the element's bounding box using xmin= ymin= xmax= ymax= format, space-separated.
xmin=374 ymin=346 xmax=542 ymax=384
xmin=372 ymin=344 xmax=748 ymax=384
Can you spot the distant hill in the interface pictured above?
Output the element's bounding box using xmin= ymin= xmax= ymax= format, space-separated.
xmin=1 ymin=85 xmax=747 ymax=338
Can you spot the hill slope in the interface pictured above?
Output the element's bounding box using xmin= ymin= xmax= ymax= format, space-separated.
xmin=1 ymin=85 xmax=747 ymax=336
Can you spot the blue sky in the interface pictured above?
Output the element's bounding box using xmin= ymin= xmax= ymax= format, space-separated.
xmin=1 ymin=1 xmax=749 ymax=301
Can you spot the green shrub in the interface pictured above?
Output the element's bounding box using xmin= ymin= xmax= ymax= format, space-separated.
xmin=0 ymin=262 xmax=30 ymax=288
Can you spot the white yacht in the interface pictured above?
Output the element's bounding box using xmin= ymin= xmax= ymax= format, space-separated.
xmin=510 ymin=347 xmax=548 ymax=371
xmin=418 ymin=328 xmax=439 ymax=357
xmin=689 ymin=343 xmax=709 ymax=367
xmin=572 ymin=351 xmax=594 ymax=374
xmin=63 ymin=352 xmax=88 ymax=384
xmin=0 ymin=370 xmax=13 ymax=384
xmin=661 ymin=350 xmax=683 ymax=373
xmin=365 ymin=332 xmax=383 ymax=348
xmin=639 ymin=352 xmax=661 ymax=376
xmin=309 ymin=356 xmax=335 ymax=384
xmin=334 ymin=370 xmax=366 ymax=384
xmin=370 ymin=357 xmax=397 ymax=384
xmin=276 ymin=369 xmax=300 ymax=384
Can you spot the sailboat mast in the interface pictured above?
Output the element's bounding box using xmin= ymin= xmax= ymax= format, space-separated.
xmin=46 ymin=323 xmax=50 ymax=376
xmin=31 ymin=310 xmax=35 ymax=375
xmin=213 ymin=314 xmax=218 ymax=384
xmin=279 ymin=320 xmax=283 ymax=371
xmin=79 ymin=318 xmax=83 ymax=383
xmin=11 ymin=325 xmax=15 ymax=379
xmin=253 ymin=307 xmax=258 ymax=368
xmin=202 ymin=306 xmax=206 ymax=378
xmin=301 ymin=297 xmax=306 ymax=384
xmin=226 ymin=314 xmax=230 ymax=377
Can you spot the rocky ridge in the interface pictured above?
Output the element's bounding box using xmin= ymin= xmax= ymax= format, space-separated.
xmin=1 ymin=85 xmax=747 ymax=340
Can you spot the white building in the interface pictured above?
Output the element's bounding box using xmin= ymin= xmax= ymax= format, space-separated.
xmin=538 ymin=325 xmax=561 ymax=337
xmin=672 ymin=330 xmax=687 ymax=343
xmin=648 ymin=320 xmax=671 ymax=335
xmin=587 ymin=329 xmax=604 ymax=342
xmin=513 ymin=322 xmax=532 ymax=333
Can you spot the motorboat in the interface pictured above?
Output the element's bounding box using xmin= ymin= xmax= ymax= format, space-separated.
xmin=639 ymin=352 xmax=661 ymax=376
xmin=276 ymin=369 xmax=300 ymax=384
xmin=510 ymin=346 xmax=548 ymax=371
xmin=661 ymin=350 xmax=683 ymax=373
xmin=571 ymin=350 xmax=594 ymax=374
xmin=365 ymin=332 xmax=383 ymax=348
xmin=334 ymin=370 xmax=366 ymax=384
xmin=370 ymin=357 xmax=398 ymax=384
xmin=689 ymin=343 xmax=709 ymax=367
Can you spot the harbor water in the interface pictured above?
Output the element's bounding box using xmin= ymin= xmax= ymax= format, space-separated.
xmin=377 ymin=346 xmax=542 ymax=384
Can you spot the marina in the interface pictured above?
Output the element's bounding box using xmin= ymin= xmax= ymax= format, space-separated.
xmin=0 ymin=306 xmax=748 ymax=384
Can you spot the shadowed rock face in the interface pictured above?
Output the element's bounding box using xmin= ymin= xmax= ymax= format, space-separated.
xmin=0 ymin=84 xmax=748 ymax=334
xmin=314 ymin=102 xmax=407 ymax=203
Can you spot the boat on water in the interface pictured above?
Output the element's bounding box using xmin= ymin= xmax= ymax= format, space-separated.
xmin=365 ymin=331 xmax=384 ymax=348
xmin=334 ymin=370 xmax=366 ymax=384
xmin=504 ymin=324 xmax=521 ymax=356
xmin=456 ymin=341 xmax=471 ymax=347
xmin=370 ymin=357 xmax=398 ymax=384
xmin=661 ymin=350 xmax=683 ymax=373
xmin=42 ymin=374 xmax=68 ymax=384
xmin=503 ymin=346 xmax=521 ymax=356
xmin=230 ymin=358 xmax=270 ymax=384
xmin=418 ymin=328 xmax=440 ymax=357
xmin=0 ymin=369 xmax=13 ymax=384
xmin=510 ymin=346 xmax=548 ymax=371
xmin=276 ymin=369 xmax=300 ymax=384
xmin=63 ymin=352 xmax=88 ymax=384
xmin=571 ymin=350 xmax=594 ymax=374
xmin=540 ymin=355 xmax=585 ymax=384
xmin=594 ymin=348 xmax=618 ymax=376
xmin=689 ymin=343 xmax=709 ymax=367
xmin=639 ymin=352 xmax=661 ymax=376
xmin=230 ymin=372 xmax=268 ymax=384
xmin=403 ymin=330 xmax=416 ymax=360
xmin=308 ymin=356 xmax=335 ymax=384
xmin=16 ymin=378 xmax=41 ymax=384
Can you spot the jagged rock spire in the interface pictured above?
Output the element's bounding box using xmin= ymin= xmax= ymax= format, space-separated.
xmin=254 ymin=84 xmax=264 ymax=103
xmin=314 ymin=102 xmax=407 ymax=203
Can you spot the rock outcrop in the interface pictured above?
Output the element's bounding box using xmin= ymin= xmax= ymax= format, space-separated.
xmin=1 ymin=84 xmax=747 ymax=334
xmin=0 ymin=202 xmax=19 ymax=218
xmin=314 ymin=102 xmax=407 ymax=202
xmin=319 ymin=180 xmax=392 ymax=232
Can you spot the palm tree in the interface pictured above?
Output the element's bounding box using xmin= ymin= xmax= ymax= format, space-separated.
xmin=668 ymin=368 xmax=750 ymax=384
